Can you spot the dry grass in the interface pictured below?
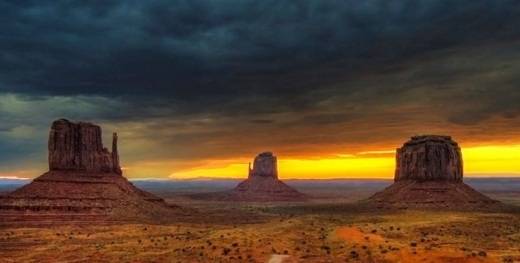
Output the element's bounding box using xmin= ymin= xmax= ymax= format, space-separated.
xmin=1 ymin=205 xmax=519 ymax=262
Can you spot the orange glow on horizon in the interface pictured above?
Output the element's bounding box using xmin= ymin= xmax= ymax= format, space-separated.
xmin=463 ymin=145 xmax=520 ymax=175
xmin=166 ymin=144 xmax=520 ymax=179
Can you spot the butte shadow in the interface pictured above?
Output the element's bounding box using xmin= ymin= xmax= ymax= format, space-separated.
xmin=190 ymin=152 xmax=307 ymax=202
xmin=366 ymin=135 xmax=500 ymax=210
xmin=0 ymin=119 xmax=184 ymax=224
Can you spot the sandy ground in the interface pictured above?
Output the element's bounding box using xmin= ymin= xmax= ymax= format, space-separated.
xmin=1 ymin=182 xmax=520 ymax=262
xmin=268 ymin=254 xmax=291 ymax=263
xmin=335 ymin=226 xmax=492 ymax=263
xmin=0 ymin=207 xmax=519 ymax=262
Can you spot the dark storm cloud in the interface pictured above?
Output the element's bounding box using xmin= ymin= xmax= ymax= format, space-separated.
xmin=1 ymin=1 xmax=520 ymax=107
xmin=1 ymin=0 xmax=520 ymax=174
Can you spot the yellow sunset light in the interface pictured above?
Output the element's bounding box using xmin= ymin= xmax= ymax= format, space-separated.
xmin=167 ymin=144 xmax=520 ymax=179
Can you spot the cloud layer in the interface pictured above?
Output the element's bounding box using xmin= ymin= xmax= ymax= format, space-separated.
xmin=1 ymin=1 xmax=520 ymax=177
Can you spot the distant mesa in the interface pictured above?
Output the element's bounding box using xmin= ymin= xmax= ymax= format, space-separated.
xmin=226 ymin=152 xmax=306 ymax=201
xmin=0 ymin=119 xmax=180 ymax=224
xmin=368 ymin=135 xmax=499 ymax=209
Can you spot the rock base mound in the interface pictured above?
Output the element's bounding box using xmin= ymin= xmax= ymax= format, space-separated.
xmin=0 ymin=172 xmax=177 ymax=223
xmin=368 ymin=180 xmax=498 ymax=209
xmin=225 ymin=175 xmax=306 ymax=201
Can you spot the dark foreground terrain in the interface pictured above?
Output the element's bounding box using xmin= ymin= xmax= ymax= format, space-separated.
xmin=1 ymin=178 xmax=519 ymax=262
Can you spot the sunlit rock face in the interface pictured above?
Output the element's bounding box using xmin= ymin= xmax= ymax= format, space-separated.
xmin=48 ymin=119 xmax=121 ymax=175
xmin=248 ymin=152 xmax=278 ymax=179
xmin=395 ymin=135 xmax=463 ymax=182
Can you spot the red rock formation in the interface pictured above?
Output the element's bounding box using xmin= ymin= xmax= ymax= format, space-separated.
xmin=0 ymin=119 xmax=180 ymax=224
xmin=395 ymin=135 xmax=462 ymax=182
xmin=111 ymin=133 xmax=121 ymax=175
xmin=225 ymin=152 xmax=306 ymax=201
xmin=368 ymin=135 xmax=498 ymax=209
xmin=48 ymin=119 xmax=121 ymax=174
xmin=248 ymin=152 xmax=278 ymax=179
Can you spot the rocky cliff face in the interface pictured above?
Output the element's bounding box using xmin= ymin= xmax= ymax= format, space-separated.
xmin=394 ymin=135 xmax=463 ymax=182
xmin=368 ymin=135 xmax=498 ymax=209
xmin=248 ymin=152 xmax=278 ymax=179
xmin=48 ymin=119 xmax=121 ymax=174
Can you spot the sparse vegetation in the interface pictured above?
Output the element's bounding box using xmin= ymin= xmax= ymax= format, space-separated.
xmin=0 ymin=201 xmax=519 ymax=262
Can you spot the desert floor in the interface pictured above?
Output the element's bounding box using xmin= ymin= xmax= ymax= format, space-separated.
xmin=1 ymin=181 xmax=520 ymax=262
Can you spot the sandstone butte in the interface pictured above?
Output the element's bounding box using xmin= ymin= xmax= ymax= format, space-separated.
xmin=0 ymin=119 xmax=181 ymax=224
xmin=368 ymin=135 xmax=499 ymax=209
xmin=225 ymin=152 xmax=307 ymax=201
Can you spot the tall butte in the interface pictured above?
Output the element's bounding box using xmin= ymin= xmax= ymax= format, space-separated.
xmin=0 ymin=119 xmax=179 ymax=223
xmin=225 ymin=152 xmax=306 ymax=201
xmin=48 ymin=119 xmax=122 ymax=174
xmin=368 ymin=135 xmax=498 ymax=209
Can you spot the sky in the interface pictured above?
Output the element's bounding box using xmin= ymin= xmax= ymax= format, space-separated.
xmin=1 ymin=0 xmax=520 ymax=180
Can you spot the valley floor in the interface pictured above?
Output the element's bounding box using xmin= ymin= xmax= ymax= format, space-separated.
xmin=1 ymin=203 xmax=519 ymax=262
xmin=1 ymin=181 xmax=520 ymax=262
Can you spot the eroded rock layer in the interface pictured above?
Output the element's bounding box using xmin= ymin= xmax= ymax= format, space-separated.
xmin=0 ymin=119 xmax=180 ymax=224
xmin=48 ymin=119 xmax=121 ymax=174
xmin=368 ymin=135 xmax=498 ymax=209
xmin=368 ymin=180 xmax=498 ymax=209
xmin=395 ymin=135 xmax=462 ymax=182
